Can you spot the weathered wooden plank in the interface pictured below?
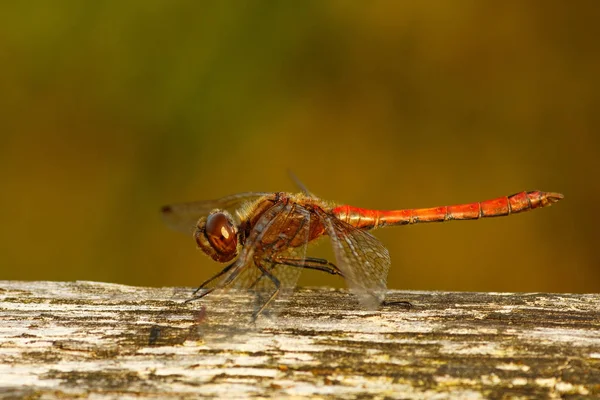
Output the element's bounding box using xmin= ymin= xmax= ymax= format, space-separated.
xmin=0 ymin=280 xmax=599 ymax=399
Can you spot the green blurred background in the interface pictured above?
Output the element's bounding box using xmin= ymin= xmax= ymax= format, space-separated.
xmin=1 ymin=1 xmax=598 ymax=294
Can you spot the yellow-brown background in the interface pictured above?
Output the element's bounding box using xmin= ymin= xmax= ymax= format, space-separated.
xmin=1 ymin=2 xmax=598 ymax=293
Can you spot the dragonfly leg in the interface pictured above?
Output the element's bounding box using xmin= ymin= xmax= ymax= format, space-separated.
xmin=272 ymin=256 xmax=344 ymax=277
xmin=251 ymin=262 xmax=281 ymax=321
xmin=185 ymin=263 xmax=242 ymax=303
xmin=191 ymin=262 xmax=236 ymax=296
xmin=184 ymin=265 xmax=243 ymax=303
xmin=246 ymin=256 xmax=342 ymax=293
xmin=248 ymin=274 xmax=265 ymax=290
xmin=184 ymin=286 xmax=216 ymax=303
xmin=245 ymin=256 xmax=343 ymax=304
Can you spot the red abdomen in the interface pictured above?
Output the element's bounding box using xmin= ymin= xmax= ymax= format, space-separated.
xmin=332 ymin=191 xmax=564 ymax=229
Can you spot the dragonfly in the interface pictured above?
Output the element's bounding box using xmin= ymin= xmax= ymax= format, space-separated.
xmin=161 ymin=185 xmax=563 ymax=320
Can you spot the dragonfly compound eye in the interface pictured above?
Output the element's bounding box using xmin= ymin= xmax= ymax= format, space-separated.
xmin=194 ymin=211 xmax=238 ymax=262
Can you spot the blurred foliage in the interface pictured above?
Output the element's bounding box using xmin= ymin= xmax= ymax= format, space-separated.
xmin=0 ymin=1 xmax=598 ymax=294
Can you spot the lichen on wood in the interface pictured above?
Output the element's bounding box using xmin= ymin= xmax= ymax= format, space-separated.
xmin=0 ymin=281 xmax=599 ymax=399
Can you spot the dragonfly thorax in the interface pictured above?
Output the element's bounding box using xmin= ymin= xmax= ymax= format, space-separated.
xmin=194 ymin=210 xmax=239 ymax=263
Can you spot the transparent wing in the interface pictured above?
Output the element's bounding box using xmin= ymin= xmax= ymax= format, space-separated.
xmin=224 ymin=258 xmax=304 ymax=320
xmin=317 ymin=209 xmax=390 ymax=309
xmin=199 ymin=202 xmax=311 ymax=320
xmin=232 ymin=203 xmax=311 ymax=318
xmin=287 ymin=170 xmax=317 ymax=198
xmin=161 ymin=192 xmax=270 ymax=234
xmin=190 ymin=201 xmax=285 ymax=318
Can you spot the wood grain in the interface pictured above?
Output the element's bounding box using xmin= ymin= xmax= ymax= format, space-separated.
xmin=1 ymin=281 xmax=599 ymax=399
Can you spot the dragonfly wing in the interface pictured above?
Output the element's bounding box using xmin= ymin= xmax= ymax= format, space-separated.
xmin=192 ymin=201 xmax=286 ymax=317
xmin=287 ymin=170 xmax=317 ymax=198
xmin=161 ymin=192 xmax=270 ymax=234
xmin=227 ymin=202 xmax=311 ymax=317
xmin=317 ymin=209 xmax=390 ymax=309
xmin=225 ymin=258 xmax=303 ymax=319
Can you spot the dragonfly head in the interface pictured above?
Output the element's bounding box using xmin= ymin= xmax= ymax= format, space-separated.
xmin=194 ymin=209 xmax=239 ymax=263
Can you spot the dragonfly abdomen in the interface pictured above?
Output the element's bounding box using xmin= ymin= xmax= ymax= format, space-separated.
xmin=332 ymin=191 xmax=564 ymax=229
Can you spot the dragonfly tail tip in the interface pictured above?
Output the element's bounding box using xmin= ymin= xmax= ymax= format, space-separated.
xmin=543 ymin=192 xmax=564 ymax=204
